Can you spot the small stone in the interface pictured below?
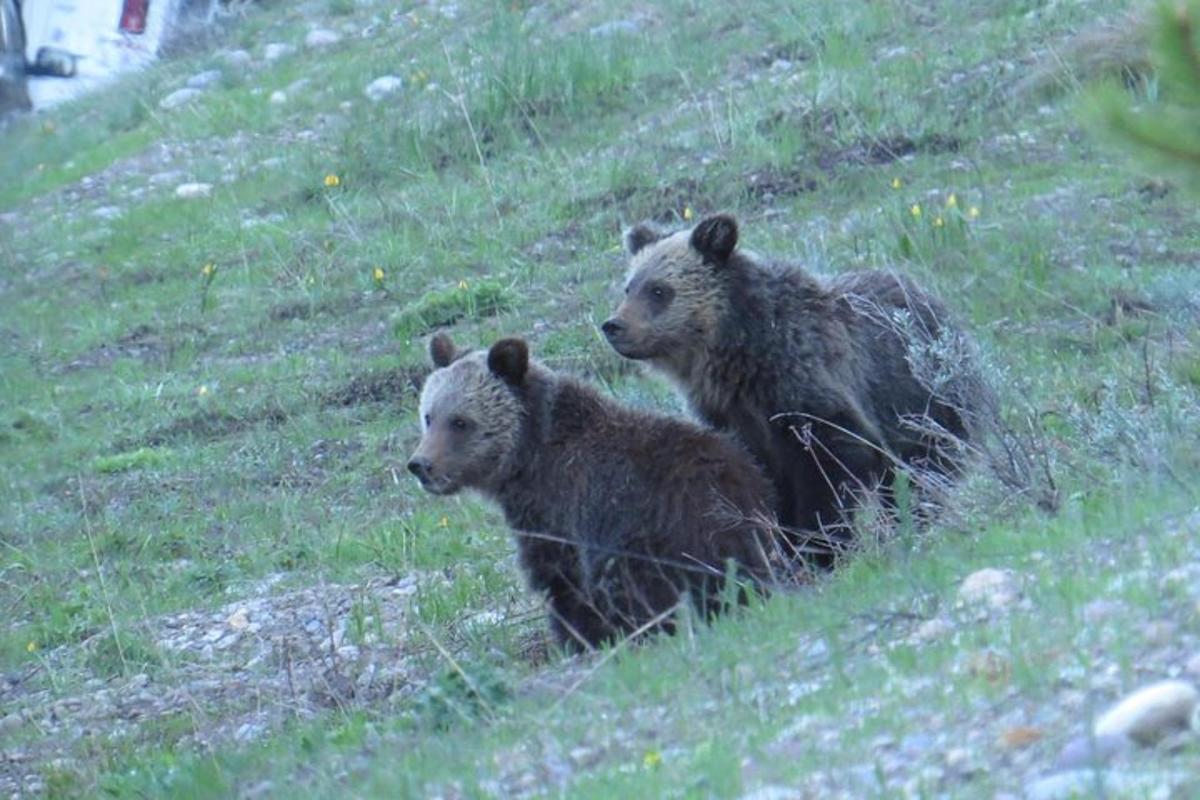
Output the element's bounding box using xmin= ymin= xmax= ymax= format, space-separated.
xmin=269 ymin=90 xmax=287 ymax=105
xmin=957 ymin=568 xmax=1021 ymax=610
xmin=944 ymin=747 xmax=970 ymax=770
xmin=175 ymin=183 xmax=213 ymax=200
xmin=160 ymin=87 xmax=203 ymax=110
xmin=1094 ymin=680 xmax=1199 ymax=745
xmin=364 ymin=75 xmax=404 ymax=102
xmin=127 ymin=673 xmax=150 ymax=689
xmin=186 ymin=70 xmax=223 ymax=90
xmin=305 ymin=29 xmax=341 ymax=48
xmin=909 ymin=617 xmax=953 ymax=644
xmin=998 ymin=726 xmax=1043 ymax=749
xmin=739 ymin=787 xmax=804 ymax=800
xmin=1054 ymin=732 xmax=1133 ymax=770
xmin=92 ymin=206 xmax=122 ymax=220
xmin=589 ymin=19 xmax=640 ymax=38
xmin=0 ymin=712 xmax=21 ymax=732
xmin=220 ymin=49 xmax=253 ymax=68
xmin=263 ymin=43 xmax=296 ymax=62
xmin=227 ymin=608 xmax=250 ymax=630
xmin=1143 ymin=620 xmax=1176 ymax=647
xmin=1081 ymin=599 xmax=1122 ymax=624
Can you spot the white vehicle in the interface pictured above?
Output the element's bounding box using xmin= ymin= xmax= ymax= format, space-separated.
xmin=3 ymin=0 xmax=217 ymax=114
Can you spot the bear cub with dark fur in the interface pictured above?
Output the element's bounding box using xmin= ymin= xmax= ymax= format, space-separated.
xmin=603 ymin=213 xmax=989 ymax=560
xmin=408 ymin=333 xmax=781 ymax=651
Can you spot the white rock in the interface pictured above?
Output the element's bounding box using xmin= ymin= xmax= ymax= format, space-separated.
xmin=227 ymin=608 xmax=250 ymax=631
xmin=186 ymin=69 xmax=223 ymax=89
xmin=589 ymin=19 xmax=640 ymax=38
xmin=305 ymin=29 xmax=341 ymax=48
xmin=263 ymin=43 xmax=296 ymax=62
xmin=957 ymin=568 xmax=1021 ymax=610
xmin=175 ymin=182 xmax=213 ymax=200
xmin=269 ymin=90 xmax=287 ymax=105
xmin=160 ymin=87 xmax=203 ymax=110
xmin=364 ymin=75 xmax=404 ymax=102
xmin=92 ymin=206 xmax=122 ymax=220
xmin=220 ymin=49 xmax=253 ymax=68
xmin=1094 ymin=680 xmax=1199 ymax=744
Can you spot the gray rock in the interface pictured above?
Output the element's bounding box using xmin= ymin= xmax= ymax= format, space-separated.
xmin=0 ymin=712 xmax=21 ymax=733
xmin=92 ymin=206 xmax=122 ymax=220
xmin=364 ymin=75 xmax=404 ymax=102
xmin=1094 ymin=680 xmax=1199 ymax=744
xmin=186 ymin=70 xmax=223 ymax=90
xmin=589 ymin=19 xmax=640 ymax=38
xmin=220 ymin=49 xmax=253 ymax=68
xmin=957 ymin=568 xmax=1021 ymax=610
xmin=1054 ymin=732 xmax=1133 ymax=770
xmin=160 ymin=88 xmax=203 ymax=110
xmin=175 ymin=183 xmax=213 ymax=200
xmin=263 ymin=43 xmax=296 ymax=62
xmin=305 ymin=29 xmax=341 ymax=48
xmin=269 ymin=90 xmax=287 ymax=106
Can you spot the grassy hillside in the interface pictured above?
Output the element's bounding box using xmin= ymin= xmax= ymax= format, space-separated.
xmin=1 ymin=0 xmax=1199 ymax=796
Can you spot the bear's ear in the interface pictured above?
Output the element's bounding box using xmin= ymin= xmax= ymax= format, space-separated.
xmin=429 ymin=333 xmax=458 ymax=368
xmin=624 ymin=222 xmax=665 ymax=256
xmin=487 ymin=338 xmax=529 ymax=386
xmin=690 ymin=214 xmax=739 ymax=263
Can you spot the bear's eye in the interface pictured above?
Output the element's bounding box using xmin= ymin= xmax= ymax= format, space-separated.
xmin=450 ymin=416 xmax=470 ymax=431
xmin=651 ymin=286 xmax=665 ymax=299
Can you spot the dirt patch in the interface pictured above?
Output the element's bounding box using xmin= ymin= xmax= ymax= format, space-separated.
xmin=0 ymin=574 xmax=436 ymax=797
xmin=744 ymin=166 xmax=821 ymax=203
xmin=816 ymin=133 xmax=962 ymax=171
xmin=62 ymin=323 xmax=172 ymax=372
xmin=322 ymin=366 xmax=424 ymax=407
xmin=268 ymin=293 xmax=363 ymax=323
xmin=140 ymin=406 xmax=288 ymax=448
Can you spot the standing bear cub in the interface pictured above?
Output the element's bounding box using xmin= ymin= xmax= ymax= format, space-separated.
xmin=407 ymin=333 xmax=782 ymax=651
xmin=602 ymin=214 xmax=989 ymax=559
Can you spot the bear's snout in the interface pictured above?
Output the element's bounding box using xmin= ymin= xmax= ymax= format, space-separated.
xmin=600 ymin=318 xmax=625 ymax=339
xmin=407 ymin=456 xmax=433 ymax=483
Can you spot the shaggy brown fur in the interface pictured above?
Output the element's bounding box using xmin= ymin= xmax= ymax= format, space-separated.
xmin=408 ymin=334 xmax=782 ymax=651
xmin=603 ymin=214 xmax=989 ymax=562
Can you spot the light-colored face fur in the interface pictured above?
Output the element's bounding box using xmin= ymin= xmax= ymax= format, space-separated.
xmin=408 ymin=337 xmax=527 ymax=496
xmin=602 ymin=215 xmax=739 ymax=378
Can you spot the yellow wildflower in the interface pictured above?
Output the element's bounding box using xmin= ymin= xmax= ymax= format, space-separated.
xmin=946 ymin=193 xmax=958 ymax=208
xmin=643 ymin=750 xmax=662 ymax=769
xmin=457 ymin=279 xmax=469 ymax=290
xmin=324 ymin=173 xmax=341 ymax=188
xmin=438 ymin=516 xmax=449 ymax=528
xmin=373 ymin=266 xmax=385 ymax=283
xmin=683 ymin=206 xmax=694 ymax=221
xmin=968 ymin=206 xmax=981 ymax=219
xmin=27 ymin=641 xmax=37 ymax=653
xmin=910 ymin=204 xmax=921 ymax=218
xmin=198 ymin=385 xmax=209 ymax=396
xmin=891 ymin=177 xmax=902 ymax=189
xmin=934 ymin=216 xmax=944 ymax=228
xmin=201 ymin=262 xmax=215 ymax=278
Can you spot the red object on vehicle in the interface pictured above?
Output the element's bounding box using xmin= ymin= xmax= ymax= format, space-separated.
xmin=119 ymin=0 xmax=149 ymax=34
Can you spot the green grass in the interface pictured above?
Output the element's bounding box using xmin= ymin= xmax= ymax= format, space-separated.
xmin=2 ymin=0 xmax=1199 ymax=796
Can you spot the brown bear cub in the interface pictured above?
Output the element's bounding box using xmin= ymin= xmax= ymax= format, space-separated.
xmin=407 ymin=333 xmax=782 ymax=652
xmin=602 ymin=213 xmax=988 ymax=561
